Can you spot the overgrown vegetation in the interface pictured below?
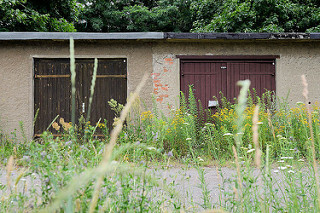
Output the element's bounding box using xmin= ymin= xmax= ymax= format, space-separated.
xmin=2 ymin=40 xmax=320 ymax=212
xmin=2 ymin=83 xmax=320 ymax=211
xmin=2 ymin=0 xmax=320 ymax=32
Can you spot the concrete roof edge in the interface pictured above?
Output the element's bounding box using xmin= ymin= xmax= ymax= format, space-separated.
xmin=1 ymin=32 xmax=320 ymax=41
xmin=0 ymin=32 xmax=165 ymax=40
xmin=166 ymin=32 xmax=320 ymax=40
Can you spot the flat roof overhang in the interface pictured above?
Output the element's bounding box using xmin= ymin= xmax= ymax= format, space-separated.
xmin=0 ymin=32 xmax=320 ymax=41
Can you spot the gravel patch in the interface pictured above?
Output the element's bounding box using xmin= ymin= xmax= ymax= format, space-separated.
xmin=0 ymin=165 xmax=315 ymax=211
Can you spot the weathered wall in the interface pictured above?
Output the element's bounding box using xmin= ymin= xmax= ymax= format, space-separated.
xmin=1 ymin=39 xmax=320 ymax=140
xmin=151 ymin=40 xmax=320 ymax=114
xmin=0 ymin=40 xmax=153 ymax=140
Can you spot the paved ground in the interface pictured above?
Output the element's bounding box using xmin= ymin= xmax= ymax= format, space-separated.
xmin=0 ymin=165 xmax=312 ymax=211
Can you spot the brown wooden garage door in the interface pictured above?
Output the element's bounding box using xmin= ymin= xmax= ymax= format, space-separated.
xmin=179 ymin=56 xmax=276 ymax=108
xmin=34 ymin=58 xmax=127 ymax=135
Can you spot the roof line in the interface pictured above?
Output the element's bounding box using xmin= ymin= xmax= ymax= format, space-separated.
xmin=0 ymin=32 xmax=320 ymax=40
xmin=0 ymin=32 xmax=164 ymax=40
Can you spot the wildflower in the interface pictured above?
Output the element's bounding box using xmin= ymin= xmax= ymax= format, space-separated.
xmin=247 ymin=149 xmax=255 ymax=153
xmin=277 ymin=160 xmax=285 ymax=163
xmin=223 ymin=133 xmax=233 ymax=136
xmin=52 ymin=122 xmax=60 ymax=131
xmin=153 ymin=132 xmax=159 ymax=141
xmin=135 ymin=141 xmax=140 ymax=145
xmin=298 ymin=159 xmax=305 ymax=162
xmin=80 ymin=145 xmax=89 ymax=151
xmin=280 ymin=157 xmax=293 ymax=160
xmin=167 ymin=151 xmax=173 ymax=157
xmin=186 ymin=138 xmax=192 ymax=141
xmin=198 ymin=156 xmax=204 ymax=162
xmin=98 ymin=149 xmax=103 ymax=155
xmin=257 ymin=122 xmax=263 ymax=125
xmin=273 ymin=170 xmax=279 ymax=173
xmin=237 ymin=132 xmax=244 ymax=135
xmin=147 ymin=147 xmax=156 ymax=150
xmin=288 ymin=170 xmax=295 ymax=173
xmin=22 ymin=156 xmax=30 ymax=162
xmin=65 ymin=141 xmax=72 ymax=146
xmin=83 ymin=159 xmax=87 ymax=164
xmin=278 ymin=166 xmax=287 ymax=170
xmin=40 ymin=151 xmax=46 ymax=157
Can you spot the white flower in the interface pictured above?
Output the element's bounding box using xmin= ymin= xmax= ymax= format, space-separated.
xmin=257 ymin=122 xmax=263 ymax=125
xmin=198 ymin=157 xmax=204 ymax=162
xmin=288 ymin=170 xmax=295 ymax=173
xmin=186 ymin=138 xmax=192 ymax=141
xmin=277 ymin=160 xmax=285 ymax=163
xmin=273 ymin=170 xmax=279 ymax=173
xmin=247 ymin=149 xmax=255 ymax=153
xmin=278 ymin=166 xmax=287 ymax=170
xmin=298 ymin=159 xmax=305 ymax=162
xmin=281 ymin=157 xmax=294 ymax=160
xmin=223 ymin=133 xmax=233 ymax=136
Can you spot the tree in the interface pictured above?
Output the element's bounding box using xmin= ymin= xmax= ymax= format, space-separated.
xmin=192 ymin=0 xmax=320 ymax=33
xmin=0 ymin=0 xmax=81 ymax=32
xmin=76 ymin=0 xmax=193 ymax=32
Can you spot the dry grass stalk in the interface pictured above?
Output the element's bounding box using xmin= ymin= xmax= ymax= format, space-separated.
xmin=216 ymin=166 xmax=223 ymax=206
xmin=6 ymin=155 xmax=14 ymax=193
xmin=252 ymin=105 xmax=265 ymax=212
xmin=14 ymin=169 xmax=26 ymax=194
xmin=301 ymin=74 xmax=320 ymax=208
xmin=102 ymin=73 xmax=148 ymax=163
xmin=232 ymin=146 xmax=242 ymax=206
xmin=252 ymin=105 xmax=261 ymax=168
xmin=70 ymin=37 xmax=76 ymax=126
xmin=88 ymin=177 xmax=103 ymax=213
xmin=75 ymin=198 xmax=81 ymax=212
xmin=88 ymin=72 xmax=149 ymax=212
xmin=86 ymin=58 xmax=98 ymax=122
xmin=267 ymin=109 xmax=276 ymax=143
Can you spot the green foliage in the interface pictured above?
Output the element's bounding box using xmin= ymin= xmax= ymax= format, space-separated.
xmin=2 ymin=0 xmax=320 ymax=32
xmin=108 ymin=99 xmax=124 ymax=118
xmin=77 ymin=0 xmax=193 ymax=32
xmin=192 ymin=0 xmax=320 ymax=33
xmin=0 ymin=0 xmax=80 ymax=32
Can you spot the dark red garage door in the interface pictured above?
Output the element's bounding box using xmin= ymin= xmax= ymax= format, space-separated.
xmin=179 ymin=56 xmax=276 ymax=108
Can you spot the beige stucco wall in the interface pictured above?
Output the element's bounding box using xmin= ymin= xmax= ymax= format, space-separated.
xmin=1 ymin=39 xmax=320 ymax=140
xmin=151 ymin=40 xmax=320 ymax=114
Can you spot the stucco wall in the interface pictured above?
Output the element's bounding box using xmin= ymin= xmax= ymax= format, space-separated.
xmin=0 ymin=40 xmax=153 ymax=140
xmin=1 ymin=39 xmax=320 ymax=140
xmin=151 ymin=41 xmax=320 ymax=114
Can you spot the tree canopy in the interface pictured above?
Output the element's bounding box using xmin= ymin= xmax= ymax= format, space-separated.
xmin=1 ymin=0 xmax=320 ymax=32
